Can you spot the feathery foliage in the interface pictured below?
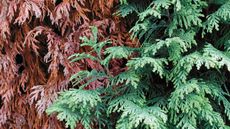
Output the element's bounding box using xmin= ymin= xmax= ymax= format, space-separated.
xmin=0 ymin=0 xmax=136 ymax=128
xmin=47 ymin=0 xmax=230 ymax=129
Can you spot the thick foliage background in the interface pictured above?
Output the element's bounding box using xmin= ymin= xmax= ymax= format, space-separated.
xmin=47 ymin=0 xmax=230 ymax=129
xmin=1 ymin=0 xmax=230 ymax=129
xmin=0 ymin=0 xmax=136 ymax=128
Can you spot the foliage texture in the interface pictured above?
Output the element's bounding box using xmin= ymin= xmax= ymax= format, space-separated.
xmin=47 ymin=0 xmax=230 ymax=129
xmin=0 ymin=0 xmax=137 ymax=128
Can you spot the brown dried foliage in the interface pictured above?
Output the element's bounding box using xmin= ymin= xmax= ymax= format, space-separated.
xmin=0 ymin=0 xmax=137 ymax=128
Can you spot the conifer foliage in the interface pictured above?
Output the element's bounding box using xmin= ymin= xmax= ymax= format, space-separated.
xmin=0 ymin=0 xmax=135 ymax=128
xmin=1 ymin=0 xmax=230 ymax=129
xmin=47 ymin=0 xmax=230 ymax=129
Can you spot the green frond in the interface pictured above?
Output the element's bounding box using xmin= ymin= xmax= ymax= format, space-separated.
xmin=127 ymin=57 xmax=168 ymax=78
xmin=108 ymin=94 xmax=167 ymax=129
xmin=168 ymin=79 xmax=226 ymax=129
xmin=203 ymin=44 xmax=230 ymax=71
xmin=116 ymin=102 xmax=167 ymax=129
xmin=46 ymin=89 xmax=101 ymax=129
xmin=102 ymin=46 xmax=135 ymax=66
xmin=203 ymin=1 xmax=230 ymax=33
xmin=110 ymin=70 xmax=140 ymax=89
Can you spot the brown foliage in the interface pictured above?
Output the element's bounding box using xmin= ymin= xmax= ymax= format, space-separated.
xmin=0 ymin=0 xmax=137 ymax=128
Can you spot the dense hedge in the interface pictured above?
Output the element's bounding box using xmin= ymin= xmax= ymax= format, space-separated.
xmin=0 ymin=0 xmax=135 ymax=128
xmin=0 ymin=0 xmax=230 ymax=129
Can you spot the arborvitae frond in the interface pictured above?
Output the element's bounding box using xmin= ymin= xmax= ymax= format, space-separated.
xmin=169 ymin=43 xmax=230 ymax=86
xmin=107 ymin=93 xmax=146 ymax=114
xmin=127 ymin=0 xmax=207 ymax=38
xmin=169 ymin=51 xmax=205 ymax=85
xmin=102 ymin=46 xmax=136 ymax=66
xmin=127 ymin=57 xmax=167 ymax=78
xmin=216 ymin=31 xmax=230 ymax=50
xmin=169 ymin=79 xmax=227 ymax=129
xmin=46 ymin=89 xmax=101 ymax=129
xmin=116 ymin=102 xmax=167 ymax=129
xmin=117 ymin=3 xmax=139 ymax=17
xmin=171 ymin=2 xmax=205 ymax=29
xmin=203 ymin=1 xmax=230 ymax=33
xmin=199 ymin=81 xmax=230 ymax=120
xmin=203 ymin=44 xmax=230 ymax=71
xmin=143 ymin=36 xmax=194 ymax=65
xmin=110 ymin=70 xmax=140 ymax=88
xmin=108 ymin=93 xmax=167 ymax=129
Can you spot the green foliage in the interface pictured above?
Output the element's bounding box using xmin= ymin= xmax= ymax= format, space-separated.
xmin=46 ymin=89 xmax=102 ymax=129
xmin=47 ymin=1 xmax=230 ymax=129
xmin=203 ymin=1 xmax=230 ymax=34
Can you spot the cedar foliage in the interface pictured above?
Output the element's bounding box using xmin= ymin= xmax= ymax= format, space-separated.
xmin=0 ymin=0 xmax=136 ymax=128
xmin=47 ymin=0 xmax=230 ymax=129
